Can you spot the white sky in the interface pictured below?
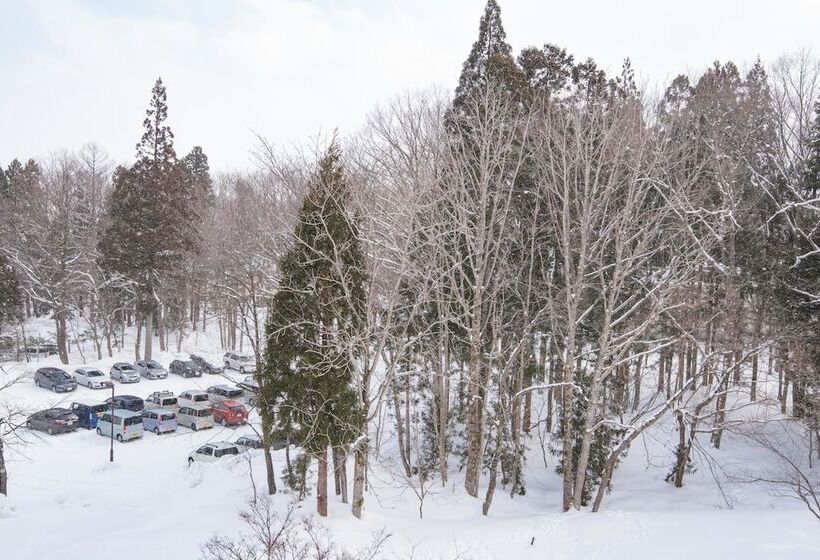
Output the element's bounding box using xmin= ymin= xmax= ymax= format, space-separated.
xmin=2 ymin=0 xmax=820 ymax=172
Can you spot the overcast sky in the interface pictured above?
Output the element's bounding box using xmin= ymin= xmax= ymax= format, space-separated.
xmin=2 ymin=0 xmax=820 ymax=172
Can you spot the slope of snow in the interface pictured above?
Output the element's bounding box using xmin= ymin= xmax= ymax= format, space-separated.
xmin=0 ymin=319 xmax=818 ymax=560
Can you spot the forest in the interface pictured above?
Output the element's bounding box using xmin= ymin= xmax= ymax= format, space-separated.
xmin=1 ymin=1 xmax=820 ymax=536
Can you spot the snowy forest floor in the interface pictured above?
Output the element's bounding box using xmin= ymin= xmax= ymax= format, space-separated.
xmin=0 ymin=318 xmax=818 ymax=560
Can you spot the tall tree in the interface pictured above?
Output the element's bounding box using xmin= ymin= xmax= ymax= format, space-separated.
xmin=99 ymin=78 xmax=198 ymax=360
xmin=263 ymin=141 xmax=365 ymax=516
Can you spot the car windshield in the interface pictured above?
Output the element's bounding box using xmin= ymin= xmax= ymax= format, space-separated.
xmin=193 ymin=394 xmax=208 ymax=402
xmin=92 ymin=404 xmax=108 ymax=413
xmin=228 ymin=405 xmax=245 ymax=412
xmin=227 ymin=390 xmax=242 ymax=397
xmin=86 ymin=370 xmax=104 ymax=377
xmin=160 ymin=413 xmax=175 ymax=421
xmin=147 ymin=361 xmax=161 ymax=368
xmin=123 ymin=416 xmax=142 ymax=426
xmin=184 ymin=361 xmax=196 ymax=368
xmin=197 ymin=409 xmax=212 ymax=418
xmin=120 ymin=365 xmax=134 ymax=371
xmin=239 ymin=356 xmax=250 ymax=362
xmin=163 ymin=398 xmax=177 ymax=405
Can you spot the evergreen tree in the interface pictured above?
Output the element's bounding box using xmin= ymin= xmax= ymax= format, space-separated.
xmin=0 ymin=253 xmax=21 ymax=329
xmin=263 ymin=141 xmax=365 ymax=516
xmin=99 ymin=78 xmax=198 ymax=359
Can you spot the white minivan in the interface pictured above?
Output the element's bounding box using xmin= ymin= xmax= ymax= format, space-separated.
xmin=96 ymin=410 xmax=144 ymax=442
xmin=177 ymin=404 xmax=214 ymax=431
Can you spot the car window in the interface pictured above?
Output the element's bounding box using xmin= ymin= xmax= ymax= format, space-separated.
xmin=199 ymin=447 xmax=213 ymax=455
xmin=163 ymin=398 xmax=177 ymax=406
xmin=124 ymin=416 xmax=142 ymax=426
xmin=113 ymin=416 xmax=122 ymax=425
xmin=197 ymin=409 xmax=212 ymax=418
xmin=194 ymin=394 xmax=208 ymax=402
xmin=160 ymin=413 xmax=175 ymax=421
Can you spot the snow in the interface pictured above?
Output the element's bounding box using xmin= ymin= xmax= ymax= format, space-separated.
xmin=0 ymin=320 xmax=818 ymax=560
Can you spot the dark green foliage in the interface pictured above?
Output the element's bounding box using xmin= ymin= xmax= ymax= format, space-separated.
xmin=0 ymin=253 xmax=21 ymax=326
xmin=263 ymin=142 xmax=366 ymax=457
xmin=552 ymin=373 xmax=626 ymax=506
xmin=99 ymin=79 xmax=200 ymax=312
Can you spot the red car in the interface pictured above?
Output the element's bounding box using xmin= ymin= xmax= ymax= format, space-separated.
xmin=211 ymin=399 xmax=248 ymax=426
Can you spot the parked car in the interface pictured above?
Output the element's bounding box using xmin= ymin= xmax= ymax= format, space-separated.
xmin=104 ymin=395 xmax=144 ymax=412
xmin=206 ymin=384 xmax=243 ymax=403
xmin=237 ymin=375 xmax=259 ymax=395
xmin=73 ymin=367 xmax=113 ymax=389
xmin=212 ymin=399 xmax=248 ymax=426
xmin=26 ymin=408 xmax=79 ymax=435
xmin=235 ymin=434 xmax=263 ymax=450
xmin=169 ymin=359 xmax=202 ymax=378
xmin=96 ymin=409 xmax=144 ymax=442
xmin=110 ymin=362 xmax=140 ymax=383
xmin=70 ymin=401 xmax=109 ymax=429
xmin=234 ymin=434 xmax=287 ymax=451
xmin=142 ymin=409 xmax=177 ymax=434
xmin=178 ymin=390 xmax=210 ymax=408
xmin=34 ymin=367 xmax=77 ymax=393
xmin=134 ymin=359 xmax=168 ymax=380
xmin=188 ymin=441 xmax=241 ymax=464
xmin=224 ymin=352 xmax=256 ymax=374
xmin=191 ymin=354 xmax=224 ymax=375
xmin=177 ymin=404 xmax=214 ymax=431
xmin=145 ymin=390 xmax=178 ymax=410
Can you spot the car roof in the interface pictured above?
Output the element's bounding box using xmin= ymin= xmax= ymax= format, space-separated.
xmin=39 ymin=367 xmax=66 ymax=374
xmin=110 ymin=409 xmax=141 ymax=418
xmin=182 ymin=389 xmax=206 ymax=395
xmin=210 ymin=384 xmax=233 ymax=390
xmin=219 ymin=399 xmax=244 ymax=407
xmin=151 ymin=390 xmax=175 ymax=396
xmin=207 ymin=441 xmax=239 ymax=449
xmin=183 ymin=403 xmax=210 ymax=411
xmin=75 ymin=366 xmax=103 ymax=372
xmin=117 ymin=395 xmax=142 ymax=401
xmin=72 ymin=400 xmax=107 ymax=407
xmin=113 ymin=362 xmax=132 ymax=367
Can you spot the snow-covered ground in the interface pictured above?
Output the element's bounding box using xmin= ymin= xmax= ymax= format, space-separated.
xmin=1 ymin=320 xmax=818 ymax=560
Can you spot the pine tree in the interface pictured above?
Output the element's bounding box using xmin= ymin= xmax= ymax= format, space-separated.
xmin=0 ymin=253 xmax=21 ymax=329
xmin=263 ymin=141 xmax=365 ymax=516
xmin=99 ymin=78 xmax=198 ymax=360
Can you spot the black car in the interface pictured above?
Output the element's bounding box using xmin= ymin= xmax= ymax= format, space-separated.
xmin=104 ymin=395 xmax=144 ymax=412
xmin=170 ymin=359 xmax=202 ymax=378
xmin=27 ymin=408 xmax=79 ymax=435
xmin=190 ymin=354 xmax=224 ymax=375
xmin=34 ymin=367 xmax=77 ymax=393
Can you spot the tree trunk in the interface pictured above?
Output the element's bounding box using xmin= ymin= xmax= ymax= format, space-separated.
xmin=658 ymin=348 xmax=666 ymax=393
xmin=351 ymin=437 xmax=368 ymax=518
xmin=317 ymin=448 xmax=328 ymax=517
xmin=751 ymin=352 xmax=759 ymax=401
xmin=55 ymin=308 xmax=69 ymax=364
xmin=631 ymin=354 xmax=643 ymax=412
xmin=0 ymin=438 xmax=7 ymax=496
xmin=332 ymin=447 xmax=342 ymax=496
xmin=392 ymin=385 xmax=412 ymax=478
xmin=144 ymin=310 xmax=153 ymax=361
xmin=134 ymin=312 xmax=142 ymax=361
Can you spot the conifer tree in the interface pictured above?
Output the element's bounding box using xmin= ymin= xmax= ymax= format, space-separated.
xmin=263 ymin=141 xmax=365 ymax=517
xmin=99 ymin=78 xmax=198 ymax=360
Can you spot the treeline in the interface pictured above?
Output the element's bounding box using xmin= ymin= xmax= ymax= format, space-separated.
xmin=2 ymin=0 xmax=819 ymax=519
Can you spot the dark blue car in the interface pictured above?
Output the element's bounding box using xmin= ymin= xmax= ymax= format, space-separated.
xmin=70 ymin=401 xmax=109 ymax=429
xmin=105 ymin=395 xmax=144 ymax=412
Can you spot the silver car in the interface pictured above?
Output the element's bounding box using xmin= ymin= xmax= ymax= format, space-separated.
xmin=134 ymin=359 xmax=168 ymax=380
xmin=96 ymin=409 xmax=144 ymax=442
xmin=73 ymin=367 xmax=113 ymax=389
xmin=110 ymin=362 xmax=140 ymax=383
xmin=189 ymin=441 xmax=241 ymax=464
xmin=177 ymin=404 xmax=214 ymax=431
xmin=224 ymin=352 xmax=256 ymax=374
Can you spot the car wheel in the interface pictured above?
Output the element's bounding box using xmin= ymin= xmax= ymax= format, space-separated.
xmin=96 ymin=428 xmax=102 ymax=435
xmin=116 ymin=434 xmax=123 ymax=442
xmin=47 ymin=426 xmax=54 ymax=435
xmin=191 ymin=423 xmax=197 ymax=431
xmin=188 ymin=457 xmax=194 ymax=465
xmin=239 ymin=366 xmax=245 ymax=374
xmin=154 ymin=427 xmax=160 ymax=435
xmin=27 ymin=420 xmax=33 ymax=429
xmin=221 ymin=418 xmax=228 ymax=427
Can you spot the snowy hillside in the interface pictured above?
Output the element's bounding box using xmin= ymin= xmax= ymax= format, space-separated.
xmin=0 ymin=319 xmax=818 ymax=560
